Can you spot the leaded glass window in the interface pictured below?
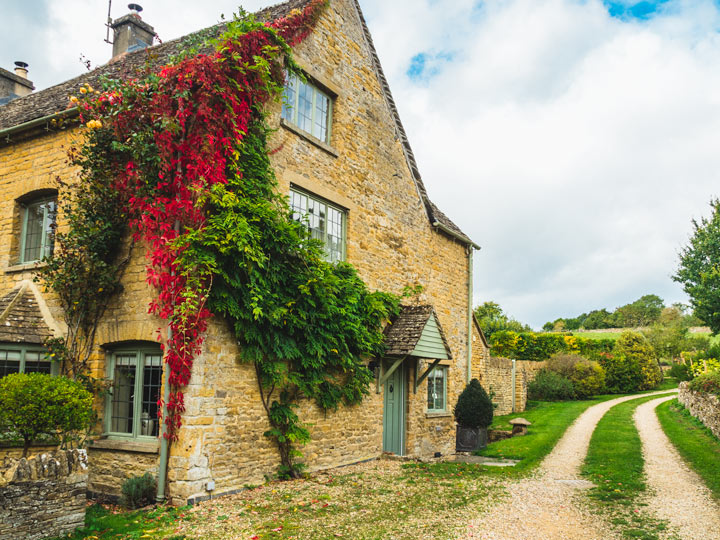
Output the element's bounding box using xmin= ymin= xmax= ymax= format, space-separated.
xmin=0 ymin=345 xmax=52 ymax=378
xmin=290 ymin=188 xmax=346 ymax=263
xmin=427 ymin=367 xmax=447 ymax=412
xmin=20 ymin=197 xmax=56 ymax=263
xmin=107 ymin=347 xmax=163 ymax=438
xmin=281 ymin=73 xmax=332 ymax=143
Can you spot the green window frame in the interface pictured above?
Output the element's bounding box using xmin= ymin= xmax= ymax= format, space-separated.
xmin=281 ymin=72 xmax=333 ymax=143
xmin=20 ymin=196 xmax=57 ymax=264
xmin=105 ymin=346 xmax=163 ymax=440
xmin=427 ymin=366 xmax=447 ymax=413
xmin=0 ymin=343 xmax=55 ymax=378
xmin=289 ymin=188 xmax=346 ymax=263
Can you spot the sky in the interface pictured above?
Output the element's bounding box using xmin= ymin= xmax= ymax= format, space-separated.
xmin=2 ymin=0 xmax=720 ymax=329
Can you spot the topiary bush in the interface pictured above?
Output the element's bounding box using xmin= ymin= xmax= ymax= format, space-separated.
xmin=527 ymin=369 xmax=575 ymax=401
xmin=0 ymin=373 xmax=93 ymax=457
xmin=454 ymin=379 xmax=493 ymax=428
xmin=546 ymin=353 xmax=605 ymax=399
xmin=120 ymin=472 xmax=157 ymax=509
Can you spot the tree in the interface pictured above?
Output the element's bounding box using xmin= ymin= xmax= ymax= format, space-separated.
xmin=474 ymin=301 xmax=530 ymax=338
xmin=612 ymin=295 xmax=664 ymax=327
xmin=583 ymin=309 xmax=613 ymax=330
xmin=0 ymin=373 xmax=93 ymax=457
xmin=674 ymin=199 xmax=720 ymax=334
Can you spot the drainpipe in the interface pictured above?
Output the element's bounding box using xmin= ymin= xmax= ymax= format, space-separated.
xmin=466 ymin=245 xmax=474 ymax=383
xmin=157 ymin=219 xmax=180 ymax=503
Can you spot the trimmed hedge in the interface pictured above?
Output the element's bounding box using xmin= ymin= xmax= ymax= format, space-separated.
xmin=489 ymin=331 xmax=614 ymax=362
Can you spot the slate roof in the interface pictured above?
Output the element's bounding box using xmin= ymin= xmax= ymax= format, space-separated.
xmin=0 ymin=286 xmax=53 ymax=344
xmin=0 ymin=0 xmax=474 ymax=245
xmin=383 ymin=304 xmax=452 ymax=359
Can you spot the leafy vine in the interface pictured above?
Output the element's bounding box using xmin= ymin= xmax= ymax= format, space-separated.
xmin=46 ymin=1 xmax=399 ymax=476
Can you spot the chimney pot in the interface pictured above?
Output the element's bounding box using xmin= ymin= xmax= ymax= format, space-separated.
xmin=14 ymin=61 xmax=29 ymax=79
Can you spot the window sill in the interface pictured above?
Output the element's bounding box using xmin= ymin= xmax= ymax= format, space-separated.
xmin=90 ymin=438 xmax=159 ymax=454
xmin=280 ymin=119 xmax=339 ymax=158
xmin=425 ymin=411 xmax=452 ymax=419
xmin=4 ymin=261 xmax=47 ymax=274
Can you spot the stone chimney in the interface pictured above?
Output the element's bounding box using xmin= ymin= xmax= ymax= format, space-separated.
xmin=110 ymin=4 xmax=155 ymax=60
xmin=0 ymin=62 xmax=35 ymax=105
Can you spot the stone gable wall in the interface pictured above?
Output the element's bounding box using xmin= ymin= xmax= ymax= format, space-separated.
xmin=0 ymin=450 xmax=87 ymax=540
xmin=678 ymin=382 xmax=720 ymax=439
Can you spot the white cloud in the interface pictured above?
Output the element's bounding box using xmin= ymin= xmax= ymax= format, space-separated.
xmin=360 ymin=0 xmax=720 ymax=327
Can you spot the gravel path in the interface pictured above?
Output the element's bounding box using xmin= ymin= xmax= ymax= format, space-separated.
xmin=461 ymin=391 xmax=676 ymax=540
xmin=635 ymin=395 xmax=720 ymax=540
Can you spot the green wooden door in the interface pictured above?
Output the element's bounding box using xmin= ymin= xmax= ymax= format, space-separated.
xmin=382 ymin=363 xmax=405 ymax=455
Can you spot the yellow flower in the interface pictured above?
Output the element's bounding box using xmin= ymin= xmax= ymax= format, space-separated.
xmin=69 ymin=96 xmax=78 ymax=103
xmin=80 ymin=87 xmax=87 ymax=94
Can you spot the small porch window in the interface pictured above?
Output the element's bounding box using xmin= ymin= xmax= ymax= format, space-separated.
xmin=427 ymin=366 xmax=447 ymax=412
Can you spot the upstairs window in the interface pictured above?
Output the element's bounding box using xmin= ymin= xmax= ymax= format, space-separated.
xmin=427 ymin=366 xmax=447 ymax=413
xmin=105 ymin=346 xmax=163 ymax=439
xmin=290 ymin=188 xmax=346 ymax=263
xmin=282 ymin=73 xmax=332 ymax=144
xmin=0 ymin=344 xmax=53 ymax=378
xmin=20 ymin=196 xmax=56 ymax=263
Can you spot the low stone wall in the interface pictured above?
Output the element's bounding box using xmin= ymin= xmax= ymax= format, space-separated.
xmin=0 ymin=449 xmax=88 ymax=540
xmin=678 ymin=382 xmax=720 ymax=440
xmin=481 ymin=357 xmax=546 ymax=415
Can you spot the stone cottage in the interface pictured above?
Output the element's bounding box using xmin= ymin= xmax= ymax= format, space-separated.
xmin=0 ymin=0 xmax=488 ymax=504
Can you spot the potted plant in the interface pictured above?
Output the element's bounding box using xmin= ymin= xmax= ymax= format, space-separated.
xmin=454 ymin=379 xmax=494 ymax=452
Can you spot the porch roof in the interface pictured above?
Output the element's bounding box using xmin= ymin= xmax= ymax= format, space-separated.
xmin=383 ymin=304 xmax=452 ymax=360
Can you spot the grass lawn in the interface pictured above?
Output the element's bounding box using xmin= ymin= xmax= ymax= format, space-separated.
xmin=48 ymin=504 xmax=191 ymax=540
xmin=582 ymin=393 xmax=676 ymax=540
xmin=52 ymin=461 xmax=503 ymax=540
xmin=656 ymin=399 xmax=720 ymax=500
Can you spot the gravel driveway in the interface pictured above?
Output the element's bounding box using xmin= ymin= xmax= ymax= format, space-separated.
xmin=461 ymin=391 xmax=677 ymax=540
xmin=635 ymin=395 xmax=720 ymax=540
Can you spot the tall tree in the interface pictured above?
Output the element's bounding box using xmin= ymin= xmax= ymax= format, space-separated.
xmin=674 ymin=199 xmax=720 ymax=334
xmin=474 ymin=301 xmax=531 ymax=338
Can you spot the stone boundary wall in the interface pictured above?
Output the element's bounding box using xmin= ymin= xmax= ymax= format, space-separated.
xmin=481 ymin=357 xmax=546 ymax=415
xmin=678 ymin=382 xmax=720 ymax=440
xmin=0 ymin=450 xmax=88 ymax=540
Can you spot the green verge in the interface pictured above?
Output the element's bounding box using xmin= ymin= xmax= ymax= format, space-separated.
xmin=656 ymin=398 xmax=720 ymax=500
xmin=582 ymin=393 xmax=677 ymax=540
xmin=477 ymin=396 xmax=617 ymax=476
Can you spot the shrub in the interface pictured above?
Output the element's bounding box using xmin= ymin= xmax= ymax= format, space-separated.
xmin=668 ymin=362 xmax=693 ymax=382
xmin=688 ymin=370 xmax=720 ymax=397
xmin=546 ymin=354 xmax=606 ymax=399
xmin=0 ymin=373 xmax=93 ymax=457
xmin=454 ymin=379 xmax=493 ymax=428
xmin=121 ymin=473 xmax=157 ymax=509
xmin=527 ymin=369 xmax=575 ymax=401
xmin=601 ymin=331 xmax=662 ymax=393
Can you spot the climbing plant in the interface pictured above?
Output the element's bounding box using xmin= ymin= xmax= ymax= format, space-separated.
xmin=45 ymin=1 xmax=398 ymax=477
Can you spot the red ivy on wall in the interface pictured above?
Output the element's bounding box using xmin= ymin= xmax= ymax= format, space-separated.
xmin=75 ymin=0 xmax=328 ymax=439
